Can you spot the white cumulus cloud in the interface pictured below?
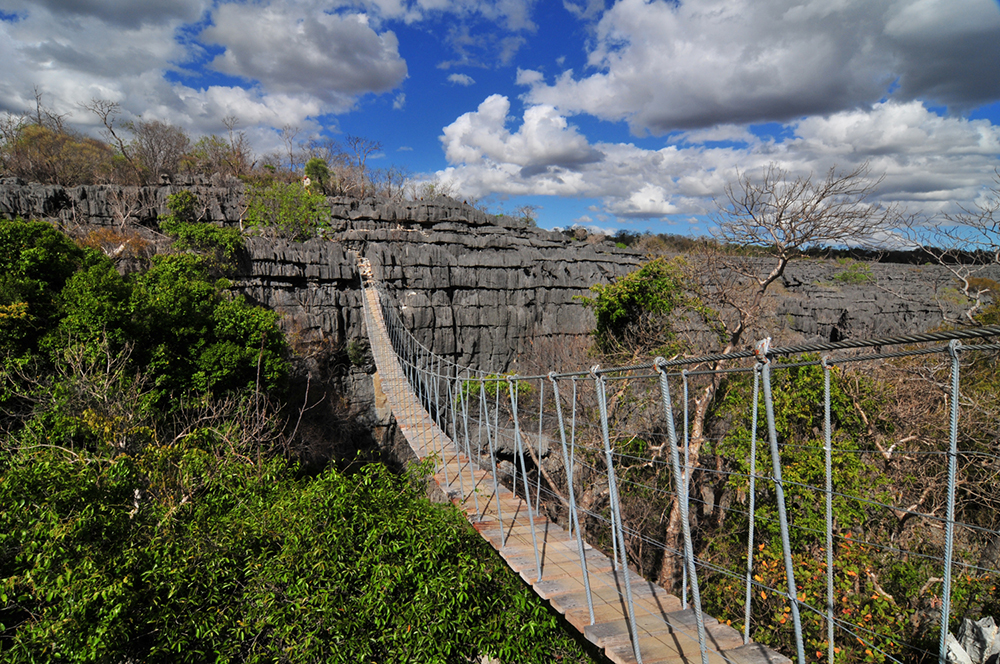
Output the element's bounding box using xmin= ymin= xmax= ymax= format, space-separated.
xmin=201 ymin=5 xmax=407 ymax=111
xmin=441 ymin=94 xmax=603 ymax=175
xmin=522 ymin=0 xmax=1000 ymax=134
xmin=447 ymin=73 xmax=476 ymax=86
xmin=436 ymin=97 xmax=1000 ymax=222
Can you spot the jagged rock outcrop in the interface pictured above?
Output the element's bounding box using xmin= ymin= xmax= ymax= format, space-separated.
xmin=1 ymin=179 xmax=994 ymax=374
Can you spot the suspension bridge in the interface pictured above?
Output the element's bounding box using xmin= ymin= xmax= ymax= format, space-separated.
xmin=358 ymin=256 xmax=1000 ymax=664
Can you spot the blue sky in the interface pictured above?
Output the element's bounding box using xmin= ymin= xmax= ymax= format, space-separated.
xmin=1 ymin=0 xmax=1000 ymax=236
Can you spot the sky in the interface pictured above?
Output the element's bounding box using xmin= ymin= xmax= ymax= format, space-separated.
xmin=1 ymin=0 xmax=1000 ymax=236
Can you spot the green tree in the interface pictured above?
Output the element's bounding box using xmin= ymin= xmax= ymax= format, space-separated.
xmin=158 ymin=191 xmax=244 ymax=266
xmin=244 ymin=181 xmax=331 ymax=241
xmin=303 ymin=157 xmax=330 ymax=194
xmin=0 ymin=219 xmax=84 ymax=358
xmin=580 ymin=256 xmax=715 ymax=358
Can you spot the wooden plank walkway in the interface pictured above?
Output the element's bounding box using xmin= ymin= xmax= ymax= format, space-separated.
xmin=360 ymin=275 xmax=788 ymax=664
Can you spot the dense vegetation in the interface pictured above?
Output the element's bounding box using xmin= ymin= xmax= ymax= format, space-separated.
xmin=0 ymin=95 xmax=407 ymax=200
xmin=0 ymin=218 xmax=595 ymax=662
xmin=574 ymin=248 xmax=1000 ymax=662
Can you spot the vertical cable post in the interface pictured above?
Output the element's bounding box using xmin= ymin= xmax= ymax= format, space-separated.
xmin=481 ymin=380 xmax=505 ymax=547
xmin=743 ymin=364 xmax=761 ymax=645
xmin=461 ymin=370 xmax=480 ymax=519
xmin=682 ymin=369 xmax=690 ymax=609
xmin=536 ymin=378 xmax=545 ymax=514
xmin=758 ymin=338 xmax=806 ymax=664
xmin=822 ymin=357 xmax=835 ymax=664
xmin=938 ymin=340 xmax=962 ymax=664
xmin=593 ymin=365 xmax=642 ymax=664
xmin=448 ymin=372 xmax=465 ymax=503
xmin=550 ymin=373 xmax=595 ymax=625
xmin=509 ymin=376 xmax=542 ymax=581
xmin=655 ymin=358 xmax=709 ymax=664
xmin=434 ymin=356 xmax=443 ymax=431
xmin=569 ymin=377 xmax=578 ymax=539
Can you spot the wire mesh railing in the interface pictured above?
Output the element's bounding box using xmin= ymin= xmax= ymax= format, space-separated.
xmin=360 ymin=269 xmax=1000 ymax=664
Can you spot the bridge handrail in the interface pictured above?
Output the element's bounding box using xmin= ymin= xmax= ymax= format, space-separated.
xmin=359 ymin=259 xmax=1000 ymax=664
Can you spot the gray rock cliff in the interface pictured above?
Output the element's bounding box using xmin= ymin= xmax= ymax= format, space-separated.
xmin=1 ymin=179 xmax=992 ymax=373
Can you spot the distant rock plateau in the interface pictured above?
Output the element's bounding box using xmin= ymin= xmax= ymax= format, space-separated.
xmin=2 ymin=178 xmax=994 ymax=376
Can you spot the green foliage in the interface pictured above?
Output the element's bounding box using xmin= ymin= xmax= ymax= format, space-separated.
xmin=159 ymin=191 xmax=245 ymax=265
xmin=0 ymin=448 xmax=592 ymax=663
xmin=580 ymin=257 xmax=712 ymax=356
xmin=699 ymin=362 xmax=970 ymax=663
xmin=244 ymin=181 xmax=331 ymax=241
xmin=346 ymin=338 xmax=369 ymax=367
xmin=0 ymin=219 xmax=84 ymax=358
xmin=713 ymin=362 xmax=882 ymax=548
xmin=127 ymin=254 xmax=287 ymax=401
xmin=460 ymin=373 xmax=534 ymax=401
xmin=166 ymin=191 xmax=199 ymax=222
xmin=0 ymin=219 xmax=287 ymax=413
xmin=303 ymin=157 xmax=330 ymax=194
xmin=832 ymin=261 xmax=874 ymax=284
xmin=159 ymin=219 xmax=244 ymax=263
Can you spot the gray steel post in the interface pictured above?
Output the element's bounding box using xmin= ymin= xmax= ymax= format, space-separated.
xmin=822 ymin=357 xmax=835 ymax=664
xmin=509 ymin=377 xmax=542 ymax=581
xmin=938 ymin=340 xmax=962 ymax=664
xmin=758 ymin=339 xmax=806 ymax=664
xmin=655 ymin=358 xmax=709 ymax=664
xmin=744 ymin=365 xmax=761 ymax=645
xmin=550 ymin=373 xmax=595 ymax=625
xmin=593 ymin=367 xmax=643 ymax=664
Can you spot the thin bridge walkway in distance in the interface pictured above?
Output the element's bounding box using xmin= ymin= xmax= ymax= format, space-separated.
xmin=358 ymin=261 xmax=785 ymax=664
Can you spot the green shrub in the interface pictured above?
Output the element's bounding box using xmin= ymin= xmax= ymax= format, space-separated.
xmin=244 ymin=181 xmax=330 ymax=241
xmin=832 ymin=261 xmax=874 ymax=284
xmin=159 ymin=218 xmax=244 ymax=263
xmin=159 ymin=191 xmax=244 ymax=266
xmin=579 ymin=257 xmax=717 ymax=356
xmin=460 ymin=373 xmax=534 ymax=401
xmin=0 ymin=450 xmax=593 ymax=663
xmin=346 ymin=338 xmax=369 ymax=367
xmin=0 ymin=218 xmax=84 ymax=358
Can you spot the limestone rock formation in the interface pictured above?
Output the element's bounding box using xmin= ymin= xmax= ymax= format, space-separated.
xmin=1 ymin=179 xmax=994 ymax=375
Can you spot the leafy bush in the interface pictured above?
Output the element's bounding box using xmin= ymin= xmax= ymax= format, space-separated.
xmin=244 ymin=181 xmax=331 ymax=241
xmin=832 ymin=261 xmax=874 ymax=284
xmin=579 ymin=257 xmax=714 ymax=356
xmin=1 ymin=219 xmax=286 ymax=411
xmin=0 ymin=448 xmax=593 ymax=662
xmin=0 ymin=219 xmax=84 ymax=358
xmin=159 ymin=191 xmax=244 ymax=265
xmin=460 ymin=373 xmax=534 ymax=400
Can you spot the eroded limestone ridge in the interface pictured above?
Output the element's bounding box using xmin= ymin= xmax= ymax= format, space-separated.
xmin=0 ymin=178 xmax=991 ymax=375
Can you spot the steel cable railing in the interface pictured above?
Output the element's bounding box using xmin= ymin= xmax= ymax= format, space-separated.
xmin=360 ymin=267 xmax=1000 ymax=664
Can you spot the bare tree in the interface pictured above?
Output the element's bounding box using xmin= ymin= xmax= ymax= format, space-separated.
xmin=279 ymin=124 xmax=302 ymax=173
xmin=650 ymin=161 xmax=904 ymax=588
xmin=343 ymin=134 xmax=382 ymax=198
xmin=31 ymin=87 xmax=67 ymax=132
xmin=126 ymin=119 xmax=190 ymax=178
xmin=370 ymin=164 xmax=410 ymax=202
xmin=222 ymin=115 xmax=254 ymax=177
xmin=83 ymin=98 xmax=144 ymax=184
xmin=908 ymin=171 xmax=1000 ymax=324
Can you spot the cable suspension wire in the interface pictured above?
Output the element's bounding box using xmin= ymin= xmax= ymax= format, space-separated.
xmin=360 ymin=267 xmax=1000 ymax=664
